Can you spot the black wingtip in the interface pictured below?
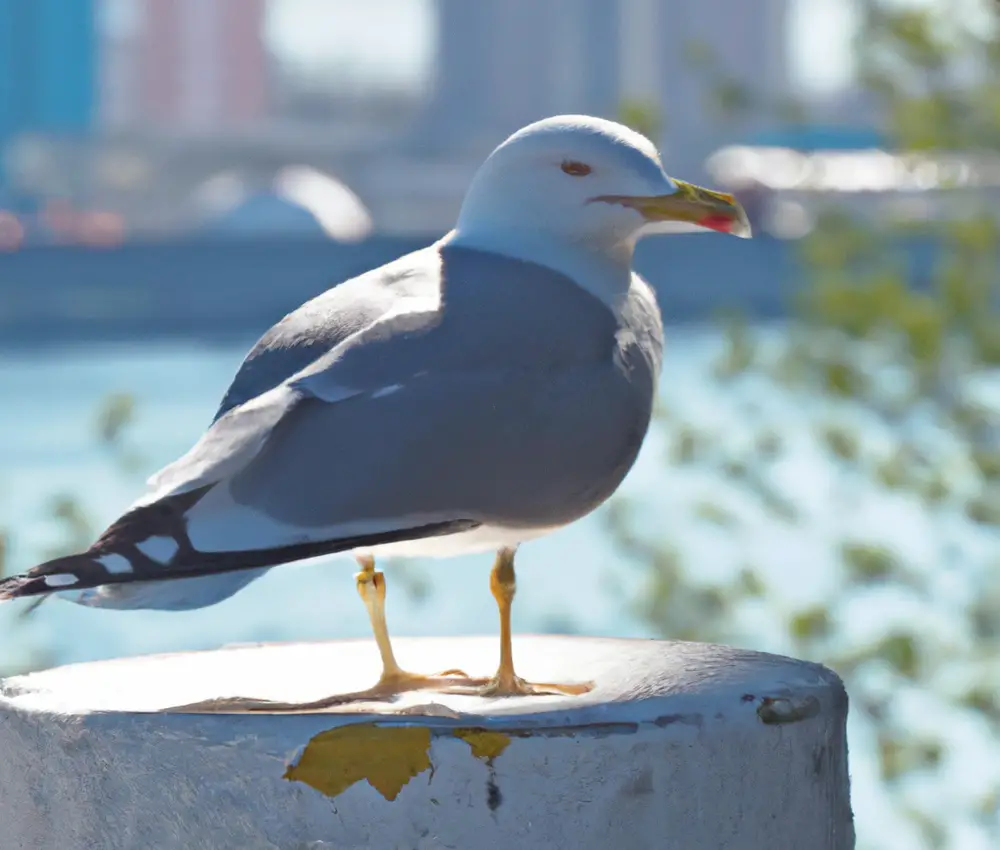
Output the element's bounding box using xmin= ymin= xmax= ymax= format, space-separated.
xmin=0 ymin=518 xmax=483 ymax=602
xmin=0 ymin=554 xmax=92 ymax=601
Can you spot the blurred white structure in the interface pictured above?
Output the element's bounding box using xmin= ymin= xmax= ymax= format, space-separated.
xmin=193 ymin=166 xmax=373 ymax=241
xmin=707 ymin=142 xmax=1000 ymax=238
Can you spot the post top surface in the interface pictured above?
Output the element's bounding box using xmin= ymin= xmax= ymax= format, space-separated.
xmin=1 ymin=636 xmax=844 ymax=726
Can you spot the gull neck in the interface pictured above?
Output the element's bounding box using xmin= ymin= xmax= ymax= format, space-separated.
xmin=443 ymin=226 xmax=634 ymax=313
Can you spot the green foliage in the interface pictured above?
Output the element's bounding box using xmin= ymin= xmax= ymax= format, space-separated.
xmin=753 ymin=428 xmax=784 ymax=460
xmin=789 ymin=607 xmax=831 ymax=642
xmin=606 ymin=3 xmax=1000 ymax=848
xmin=384 ymin=560 xmax=433 ymax=605
xmin=667 ymin=423 xmax=707 ymax=465
xmin=841 ymin=542 xmax=898 ymax=583
xmin=966 ymin=488 xmax=1000 ymax=526
xmin=41 ymin=494 xmax=93 ymax=562
xmin=677 ymin=39 xmax=755 ymax=120
xmin=617 ymin=100 xmax=663 ymax=140
xmin=693 ymin=500 xmax=736 ymax=527
xmin=821 ymin=422 xmax=862 ymax=462
xmin=96 ymin=392 xmax=135 ymax=444
xmin=713 ymin=310 xmax=756 ymax=379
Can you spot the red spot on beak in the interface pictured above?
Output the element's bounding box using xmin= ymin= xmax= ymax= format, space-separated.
xmin=698 ymin=214 xmax=735 ymax=234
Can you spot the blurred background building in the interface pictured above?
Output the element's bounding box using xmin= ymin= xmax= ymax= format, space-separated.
xmin=0 ymin=0 xmax=891 ymax=243
xmin=102 ymin=0 xmax=268 ymax=134
xmin=0 ymin=0 xmax=97 ymax=139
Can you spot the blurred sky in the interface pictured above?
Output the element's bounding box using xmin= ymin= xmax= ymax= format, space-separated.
xmin=267 ymin=0 xmax=435 ymax=90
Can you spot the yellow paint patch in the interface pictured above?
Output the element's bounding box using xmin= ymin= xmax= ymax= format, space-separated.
xmin=454 ymin=728 xmax=511 ymax=761
xmin=284 ymin=724 xmax=431 ymax=801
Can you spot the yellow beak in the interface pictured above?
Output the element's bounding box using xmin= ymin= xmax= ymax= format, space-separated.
xmin=594 ymin=179 xmax=751 ymax=238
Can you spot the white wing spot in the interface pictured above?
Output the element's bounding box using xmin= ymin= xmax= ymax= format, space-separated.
xmin=135 ymin=536 xmax=180 ymax=564
xmin=44 ymin=574 xmax=79 ymax=588
xmin=371 ymin=384 xmax=403 ymax=399
xmin=98 ymin=553 xmax=134 ymax=574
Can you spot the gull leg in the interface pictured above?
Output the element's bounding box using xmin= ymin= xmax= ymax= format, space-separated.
xmin=169 ymin=557 xmax=480 ymax=713
xmin=353 ymin=555 xmax=469 ymax=688
xmin=251 ymin=556 xmax=478 ymax=707
xmin=453 ymin=547 xmax=593 ymax=698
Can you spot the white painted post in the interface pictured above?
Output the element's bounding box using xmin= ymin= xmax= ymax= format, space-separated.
xmin=0 ymin=636 xmax=853 ymax=850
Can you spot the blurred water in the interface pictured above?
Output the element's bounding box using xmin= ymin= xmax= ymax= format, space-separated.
xmin=2 ymin=328 xmax=999 ymax=849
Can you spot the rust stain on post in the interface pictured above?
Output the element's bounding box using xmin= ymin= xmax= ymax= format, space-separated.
xmin=284 ymin=724 xmax=432 ymax=801
xmin=454 ymin=728 xmax=511 ymax=761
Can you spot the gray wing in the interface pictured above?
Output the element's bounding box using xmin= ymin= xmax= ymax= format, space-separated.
xmin=217 ymin=254 xmax=662 ymax=534
xmin=213 ymin=248 xmax=442 ymax=420
xmin=45 ymin=244 xmax=660 ymax=609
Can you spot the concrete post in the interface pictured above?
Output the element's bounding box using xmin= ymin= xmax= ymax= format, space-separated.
xmin=0 ymin=636 xmax=854 ymax=850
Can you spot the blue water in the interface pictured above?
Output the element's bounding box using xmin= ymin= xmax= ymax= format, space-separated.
xmin=2 ymin=330 xmax=998 ymax=850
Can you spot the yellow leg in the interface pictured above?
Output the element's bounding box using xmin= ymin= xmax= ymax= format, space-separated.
xmin=455 ymin=547 xmax=593 ymax=698
xmin=354 ymin=555 xmax=407 ymax=681
xmin=353 ymin=555 xmax=468 ymax=688
xmin=195 ymin=557 xmax=479 ymax=712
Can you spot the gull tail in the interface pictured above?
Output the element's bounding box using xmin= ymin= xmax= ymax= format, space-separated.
xmin=0 ymin=486 xmax=478 ymax=603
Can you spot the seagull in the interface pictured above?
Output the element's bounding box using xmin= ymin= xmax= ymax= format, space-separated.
xmin=0 ymin=115 xmax=749 ymax=704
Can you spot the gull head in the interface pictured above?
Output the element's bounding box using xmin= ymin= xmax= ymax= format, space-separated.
xmin=454 ymin=115 xmax=750 ymax=259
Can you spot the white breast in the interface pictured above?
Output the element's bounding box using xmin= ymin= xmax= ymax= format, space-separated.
xmin=352 ymin=522 xmax=563 ymax=559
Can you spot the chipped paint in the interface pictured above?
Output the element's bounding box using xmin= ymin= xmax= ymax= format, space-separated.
xmin=454 ymin=728 xmax=511 ymax=761
xmin=285 ymin=707 xmax=785 ymax=803
xmin=757 ymin=695 xmax=821 ymax=725
xmin=652 ymin=713 xmax=702 ymax=729
xmin=284 ymin=724 xmax=431 ymax=801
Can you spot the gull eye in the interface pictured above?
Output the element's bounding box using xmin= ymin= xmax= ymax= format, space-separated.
xmin=561 ymin=160 xmax=592 ymax=177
